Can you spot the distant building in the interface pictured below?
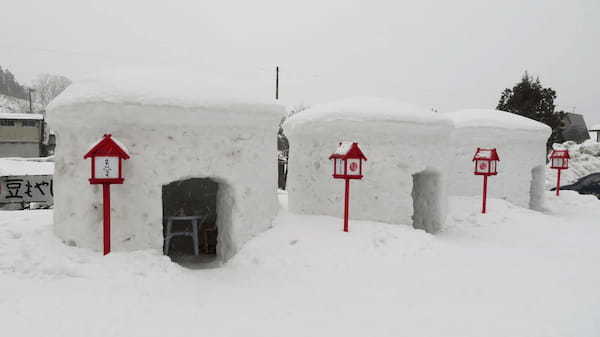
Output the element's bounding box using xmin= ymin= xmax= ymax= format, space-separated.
xmin=561 ymin=113 xmax=590 ymax=144
xmin=0 ymin=113 xmax=44 ymax=157
xmin=588 ymin=124 xmax=600 ymax=142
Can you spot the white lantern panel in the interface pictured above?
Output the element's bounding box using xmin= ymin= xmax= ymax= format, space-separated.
xmin=95 ymin=156 xmax=119 ymax=179
xmin=491 ymin=160 xmax=496 ymax=172
xmin=335 ymin=159 xmax=344 ymax=175
xmin=347 ymin=158 xmax=361 ymax=176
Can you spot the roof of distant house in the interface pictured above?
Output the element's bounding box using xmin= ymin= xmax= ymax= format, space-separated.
xmin=0 ymin=113 xmax=44 ymax=120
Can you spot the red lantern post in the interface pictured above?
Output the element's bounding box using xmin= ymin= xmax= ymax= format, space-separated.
xmin=472 ymin=148 xmax=500 ymax=214
xmin=329 ymin=142 xmax=367 ymax=232
xmin=84 ymin=134 xmax=130 ymax=255
xmin=549 ymin=149 xmax=570 ymax=196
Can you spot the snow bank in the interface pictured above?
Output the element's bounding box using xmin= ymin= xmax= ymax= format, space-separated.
xmin=47 ymin=72 xmax=284 ymax=259
xmin=545 ymin=139 xmax=600 ymax=189
xmin=0 ymin=157 xmax=54 ymax=176
xmin=2 ymin=192 xmax=600 ymax=337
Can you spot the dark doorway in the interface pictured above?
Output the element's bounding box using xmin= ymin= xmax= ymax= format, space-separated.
xmin=162 ymin=178 xmax=219 ymax=263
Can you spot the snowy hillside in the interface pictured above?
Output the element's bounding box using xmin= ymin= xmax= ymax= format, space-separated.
xmin=545 ymin=140 xmax=600 ymax=189
xmin=0 ymin=94 xmax=43 ymax=114
xmin=1 ymin=191 xmax=599 ymax=337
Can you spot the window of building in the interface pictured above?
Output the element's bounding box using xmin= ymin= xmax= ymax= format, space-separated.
xmin=21 ymin=120 xmax=38 ymax=127
xmin=0 ymin=120 xmax=15 ymax=126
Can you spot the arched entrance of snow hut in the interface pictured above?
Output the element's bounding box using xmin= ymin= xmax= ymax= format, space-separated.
xmin=529 ymin=165 xmax=545 ymax=210
xmin=411 ymin=168 xmax=443 ymax=233
xmin=162 ymin=177 xmax=232 ymax=264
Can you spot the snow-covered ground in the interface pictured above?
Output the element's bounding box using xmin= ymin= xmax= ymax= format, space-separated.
xmin=545 ymin=140 xmax=600 ymax=189
xmin=1 ymin=191 xmax=599 ymax=337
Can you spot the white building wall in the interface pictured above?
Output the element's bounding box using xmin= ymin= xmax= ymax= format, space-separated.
xmin=0 ymin=142 xmax=40 ymax=158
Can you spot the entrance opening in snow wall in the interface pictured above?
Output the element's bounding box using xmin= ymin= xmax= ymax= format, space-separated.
xmin=529 ymin=165 xmax=545 ymax=210
xmin=411 ymin=169 xmax=443 ymax=233
xmin=162 ymin=178 xmax=222 ymax=264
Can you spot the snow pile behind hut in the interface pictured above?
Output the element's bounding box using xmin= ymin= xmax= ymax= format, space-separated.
xmin=545 ymin=140 xmax=600 ymax=189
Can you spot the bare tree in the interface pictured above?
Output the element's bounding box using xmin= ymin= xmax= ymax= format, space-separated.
xmin=31 ymin=73 xmax=72 ymax=109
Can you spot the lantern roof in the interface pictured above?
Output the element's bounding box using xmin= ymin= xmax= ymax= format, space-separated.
xmin=84 ymin=134 xmax=130 ymax=159
xmin=549 ymin=149 xmax=570 ymax=159
xmin=472 ymin=148 xmax=499 ymax=161
xmin=329 ymin=141 xmax=367 ymax=160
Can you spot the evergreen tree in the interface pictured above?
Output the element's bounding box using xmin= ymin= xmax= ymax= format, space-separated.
xmin=497 ymin=72 xmax=566 ymax=150
xmin=0 ymin=66 xmax=28 ymax=99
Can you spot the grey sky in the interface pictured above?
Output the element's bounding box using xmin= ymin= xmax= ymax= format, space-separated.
xmin=2 ymin=0 xmax=599 ymax=123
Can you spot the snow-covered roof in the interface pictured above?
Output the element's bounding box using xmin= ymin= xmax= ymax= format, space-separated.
xmin=284 ymin=97 xmax=450 ymax=130
xmin=445 ymin=109 xmax=550 ymax=131
xmin=84 ymin=134 xmax=130 ymax=159
xmin=589 ymin=124 xmax=600 ymax=131
xmin=472 ymin=148 xmax=500 ymax=161
xmin=48 ymin=68 xmax=284 ymax=120
xmin=0 ymin=113 xmax=44 ymax=120
xmin=329 ymin=141 xmax=367 ymax=160
xmin=334 ymin=141 xmax=354 ymax=155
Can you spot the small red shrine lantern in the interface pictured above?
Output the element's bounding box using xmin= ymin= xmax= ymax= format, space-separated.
xmin=549 ymin=149 xmax=570 ymax=196
xmin=84 ymin=134 xmax=130 ymax=255
xmin=473 ymin=148 xmax=499 ymax=176
xmin=329 ymin=142 xmax=367 ymax=233
xmin=84 ymin=134 xmax=130 ymax=184
xmin=549 ymin=149 xmax=569 ymax=170
xmin=329 ymin=141 xmax=367 ymax=180
xmin=472 ymin=148 xmax=500 ymax=214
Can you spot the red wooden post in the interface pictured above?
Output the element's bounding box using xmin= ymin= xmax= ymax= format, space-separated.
xmin=344 ymin=178 xmax=350 ymax=232
xmin=84 ymin=134 xmax=129 ymax=255
xmin=103 ymin=183 xmax=111 ymax=255
xmin=329 ymin=142 xmax=366 ymax=233
xmin=556 ymin=169 xmax=561 ymax=196
xmin=482 ymin=175 xmax=488 ymax=214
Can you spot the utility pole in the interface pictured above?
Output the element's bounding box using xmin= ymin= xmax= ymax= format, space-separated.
xmin=275 ymin=66 xmax=279 ymax=100
xmin=28 ymin=88 xmax=35 ymax=113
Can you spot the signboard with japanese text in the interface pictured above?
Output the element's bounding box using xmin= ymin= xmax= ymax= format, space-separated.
xmin=0 ymin=175 xmax=53 ymax=205
xmin=94 ymin=156 xmax=119 ymax=179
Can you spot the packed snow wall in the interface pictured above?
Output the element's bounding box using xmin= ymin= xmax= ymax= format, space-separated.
xmin=446 ymin=109 xmax=551 ymax=209
xmin=47 ymin=100 xmax=283 ymax=260
xmin=285 ymin=102 xmax=551 ymax=231
xmin=284 ymin=98 xmax=453 ymax=232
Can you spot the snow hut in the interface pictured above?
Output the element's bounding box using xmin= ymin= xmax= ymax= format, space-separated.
xmin=47 ymin=71 xmax=284 ymax=261
xmin=284 ymin=97 xmax=454 ymax=233
xmin=445 ymin=109 xmax=551 ymax=210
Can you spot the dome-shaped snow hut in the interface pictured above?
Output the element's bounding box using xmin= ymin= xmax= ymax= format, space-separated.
xmin=445 ymin=109 xmax=551 ymax=210
xmin=47 ymin=71 xmax=284 ymax=261
xmin=283 ymin=97 xmax=454 ymax=233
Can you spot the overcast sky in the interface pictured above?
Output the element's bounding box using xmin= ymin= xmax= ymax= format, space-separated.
xmin=2 ymin=0 xmax=599 ymax=123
